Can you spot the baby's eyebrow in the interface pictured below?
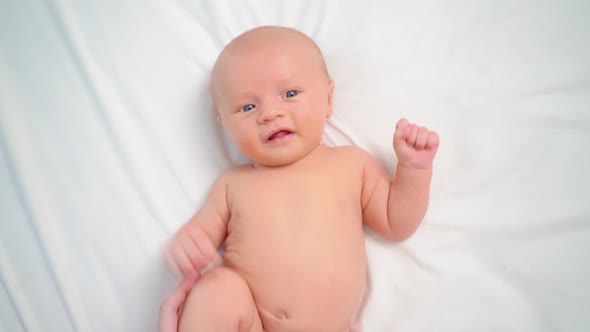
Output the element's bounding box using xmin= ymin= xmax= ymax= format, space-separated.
xmin=231 ymin=91 xmax=257 ymax=100
xmin=275 ymin=78 xmax=295 ymax=86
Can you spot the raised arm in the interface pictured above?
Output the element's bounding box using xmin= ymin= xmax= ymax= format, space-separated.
xmin=166 ymin=173 xmax=230 ymax=276
xmin=361 ymin=119 xmax=439 ymax=241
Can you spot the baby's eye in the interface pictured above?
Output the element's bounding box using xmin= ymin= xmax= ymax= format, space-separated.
xmin=284 ymin=90 xmax=298 ymax=98
xmin=241 ymin=104 xmax=256 ymax=112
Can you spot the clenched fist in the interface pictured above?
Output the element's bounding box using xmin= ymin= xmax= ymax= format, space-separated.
xmin=393 ymin=118 xmax=439 ymax=169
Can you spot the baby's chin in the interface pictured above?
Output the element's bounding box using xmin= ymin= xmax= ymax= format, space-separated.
xmin=247 ymin=148 xmax=313 ymax=168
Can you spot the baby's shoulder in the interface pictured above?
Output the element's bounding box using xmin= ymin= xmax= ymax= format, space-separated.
xmin=217 ymin=164 xmax=253 ymax=180
xmin=328 ymin=144 xmax=374 ymax=164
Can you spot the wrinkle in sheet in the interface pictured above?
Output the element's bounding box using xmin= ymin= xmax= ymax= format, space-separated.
xmin=465 ymin=215 xmax=590 ymax=242
xmin=162 ymin=1 xmax=221 ymax=71
xmin=0 ymin=70 xmax=79 ymax=332
xmin=44 ymin=0 xmax=181 ymax=234
xmin=323 ymin=117 xmax=358 ymax=146
xmin=0 ymin=236 xmax=34 ymax=332
xmin=294 ymin=0 xmax=329 ymax=38
xmin=444 ymin=0 xmax=533 ymax=60
xmin=0 ymin=148 xmax=81 ymax=332
xmin=468 ymin=228 xmax=590 ymax=321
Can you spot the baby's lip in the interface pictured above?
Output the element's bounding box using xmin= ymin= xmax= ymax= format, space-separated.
xmin=266 ymin=128 xmax=294 ymax=142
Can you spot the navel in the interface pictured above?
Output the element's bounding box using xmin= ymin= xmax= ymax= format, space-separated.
xmin=271 ymin=309 xmax=289 ymax=320
xmin=259 ymin=306 xmax=290 ymax=321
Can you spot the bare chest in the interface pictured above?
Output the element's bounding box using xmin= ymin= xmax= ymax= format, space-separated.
xmin=223 ymin=166 xmax=367 ymax=284
xmin=228 ymin=168 xmax=362 ymax=240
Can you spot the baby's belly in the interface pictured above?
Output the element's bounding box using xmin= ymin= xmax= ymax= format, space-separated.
xmin=223 ymin=220 xmax=367 ymax=332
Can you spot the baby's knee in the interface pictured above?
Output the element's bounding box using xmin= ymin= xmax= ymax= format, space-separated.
xmin=180 ymin=267 xmax=258 ymax=331
xmin=192 ymin=267 xmax=250 ymax=300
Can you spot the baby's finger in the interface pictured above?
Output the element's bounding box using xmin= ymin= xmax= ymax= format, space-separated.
xmin=188 ymin=227 xmax=223 ymax=271
xmin=164 ymin=244 xmax=182 ymax=277
xmin=415 ymin=127 xmax=429 ymax=150
xmin=179 ymin=231 xmax=207 ymax=272
xmin=172 ymin=242 xmax=197 ymax=275
xmin=425 ymin=131 xmax=440 ymax=150
xmin=395 ymin=118 xmax=409 ymax=130
xmin=406 ymin=124 xmax=418 ymax=146
xmin=394 ymin=118 xmax=411 ymax=142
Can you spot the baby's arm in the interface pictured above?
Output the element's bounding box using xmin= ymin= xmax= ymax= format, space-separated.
xmin=361 ymin=119 xmax=439 ymax=240
xmin=160 ymin=176 xmax=229 ymax=331
xmin=166 ymin=174 xmax=230 ymax=276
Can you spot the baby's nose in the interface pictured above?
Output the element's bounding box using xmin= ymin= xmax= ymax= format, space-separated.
xmin=258 ymin=106 xmax=285 ymax=123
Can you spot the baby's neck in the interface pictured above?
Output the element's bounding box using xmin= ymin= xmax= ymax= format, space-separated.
xmin=253 ymin=143 xmax=329 ymax=170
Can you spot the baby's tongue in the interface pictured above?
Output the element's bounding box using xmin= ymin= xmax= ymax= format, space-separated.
xmin=270 ymin=130 xmax=290 ymax=140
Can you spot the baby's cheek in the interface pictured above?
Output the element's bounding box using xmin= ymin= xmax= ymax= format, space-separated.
xmin=225 ymin=124 xmax=247 ymax=143
xmin=235 ymin=130 xmax=260 ymax=157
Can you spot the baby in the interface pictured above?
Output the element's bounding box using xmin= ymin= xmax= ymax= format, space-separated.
xmin=159 ymin=26 xmax=439 ymax=332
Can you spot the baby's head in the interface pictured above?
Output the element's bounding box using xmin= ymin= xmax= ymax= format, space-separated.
xmin=210 ymin=26 xmax=334 ymax=167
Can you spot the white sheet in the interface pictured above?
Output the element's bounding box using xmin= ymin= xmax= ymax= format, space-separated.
xmin=1 ymin=0 xmax=589 ymax=331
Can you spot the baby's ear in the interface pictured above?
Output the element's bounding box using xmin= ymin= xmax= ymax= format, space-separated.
xmin=211 ymin=106 xmax=221 ymax=123
xmin=327 ymin=79 xmax=335 ymax=118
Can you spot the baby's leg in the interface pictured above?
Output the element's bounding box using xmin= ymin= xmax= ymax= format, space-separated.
xmin=179 ymin=267 xmax=264 ymax=332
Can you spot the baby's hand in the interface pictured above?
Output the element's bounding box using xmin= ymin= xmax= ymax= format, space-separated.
xmin=165 ymin=225 xmax=222 ymax=277
xmin=393 ymin=118 xmax=439 ymax=169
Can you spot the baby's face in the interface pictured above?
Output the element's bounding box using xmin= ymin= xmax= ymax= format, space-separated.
xmin=211 ymin=31 xmax=334 ymax=167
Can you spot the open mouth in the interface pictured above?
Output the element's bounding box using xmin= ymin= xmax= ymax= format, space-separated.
xmin=267 ymin=129 xmax=294 ymax=142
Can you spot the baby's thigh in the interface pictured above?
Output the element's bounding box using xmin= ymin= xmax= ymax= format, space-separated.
xmin=179 ymin=267 xmax=263 ymax=332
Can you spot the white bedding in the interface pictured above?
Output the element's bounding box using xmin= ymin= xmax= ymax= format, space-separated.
xmin=1 ymin=0 xmax=589 ymax=331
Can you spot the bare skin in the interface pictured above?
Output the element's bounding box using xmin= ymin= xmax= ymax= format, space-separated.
xmin=159 ymin=26 xmax=439 ymax=332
